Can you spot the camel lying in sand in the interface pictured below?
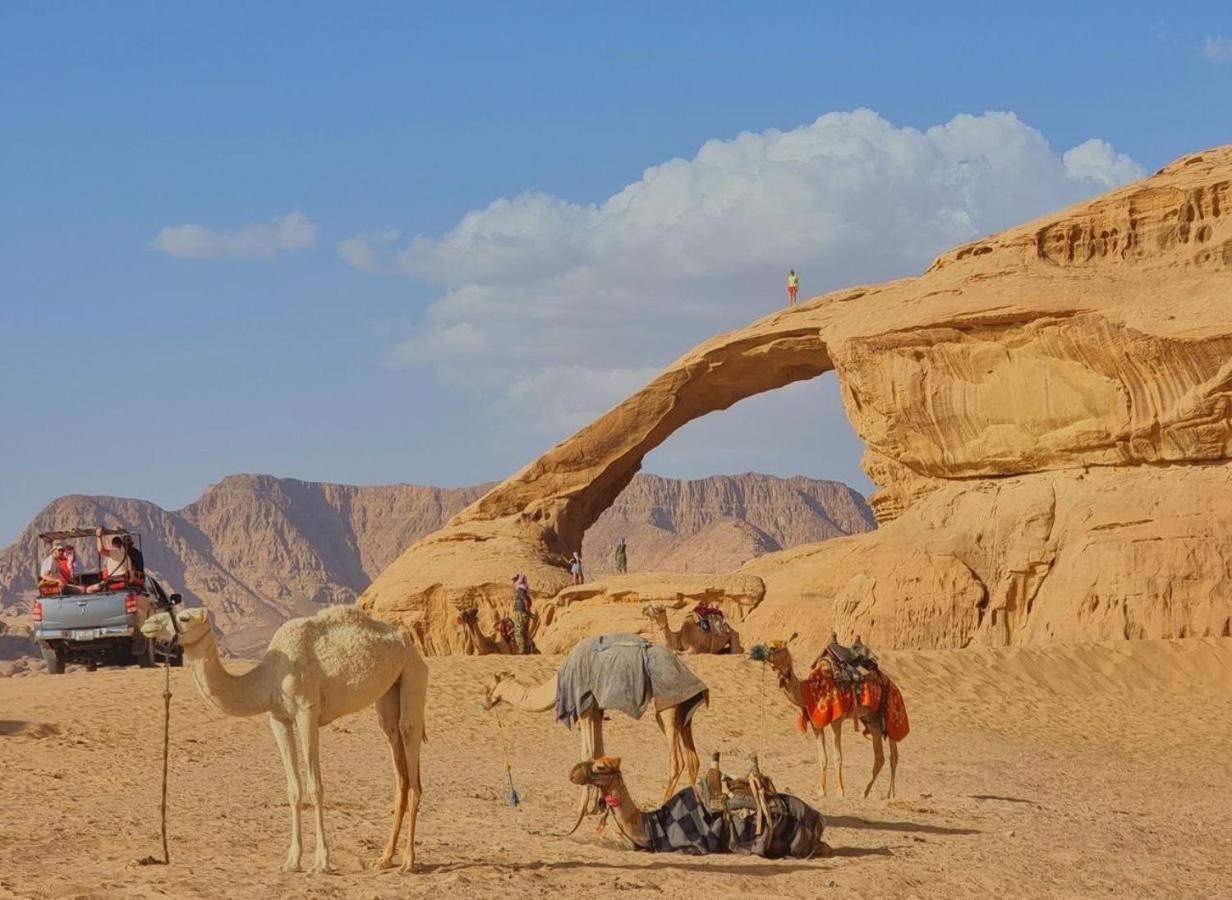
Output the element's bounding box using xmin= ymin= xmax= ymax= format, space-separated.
xmin=642 ymin=603 xmax=740 ymax=654
xmin=142 ymin=606 xmax=427 ymax=874
xmin=455 ymin=607 xmax=516 ymax=655
xmin=569 ymin=756 xmax=829 ymax=858
xmin=755 ymin=638 xmax=908 ymax=798
xmin=482 ymin=633 xmax=707 ymax=810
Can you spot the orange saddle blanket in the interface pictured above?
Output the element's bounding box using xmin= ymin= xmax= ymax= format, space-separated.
xmin=796 ymin=669 xmax=909 ymax=741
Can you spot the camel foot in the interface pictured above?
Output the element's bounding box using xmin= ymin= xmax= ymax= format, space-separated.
xmin=281 ymin=859 xmax=302 ymax=874
xmin=310 ymin=858 xmax=336 ymax=875
xmin=374 ymin=854 xmax=396 ymax=870
xmin=399 ymin=858 xmax=417 ymax=874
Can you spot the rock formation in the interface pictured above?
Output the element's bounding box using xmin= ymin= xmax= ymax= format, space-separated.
xmin=1 ymin=473 xmax=867 ymax=657
xmin=360 ymin=147 xmax=1232 ymax=653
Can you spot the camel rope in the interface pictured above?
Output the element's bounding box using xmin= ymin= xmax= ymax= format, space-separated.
xmin=493 ymin=708 xmax=520 ymax=807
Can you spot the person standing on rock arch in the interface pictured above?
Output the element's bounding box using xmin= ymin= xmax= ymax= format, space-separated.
xmin=787 ymin=269 xmax=800 ymax=306
xmin=570 ymin=551 xmax=584 ymax=585
xmin=615 ymin=538 xmax=627 ymax=574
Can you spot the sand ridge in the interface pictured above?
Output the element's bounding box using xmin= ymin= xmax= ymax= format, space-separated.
xmin=1 ymin=638 xmax=1230 ymax=898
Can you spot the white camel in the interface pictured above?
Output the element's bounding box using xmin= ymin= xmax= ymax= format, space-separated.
xmin=142 ymin=605 xmax=428 ymax=874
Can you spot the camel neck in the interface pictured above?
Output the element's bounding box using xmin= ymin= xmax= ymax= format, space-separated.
xmin=186 ymin=631 xmax=273 ymax=718
xmin=498 ymin=673 xmax=558 ymax=712
xmin=776 ymin=668 xmax=805 ymax=708
xmin=605 ymin=778 xmax=649 ymax=847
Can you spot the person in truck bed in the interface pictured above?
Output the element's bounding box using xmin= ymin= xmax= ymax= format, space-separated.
xmin=39 ymin=541 xmax=85 ymax=595
xmin=86 ymin=527 xmax=131 ymax=592
xmin=122 ymin=533 xmax=145 ymax=584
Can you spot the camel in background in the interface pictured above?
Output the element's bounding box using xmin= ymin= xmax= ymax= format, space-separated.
xmin=755 ymin=638 xmax=908 ymax=798
xmin=642 ymin=603 xmax=740 ymax=654
xmin=142 ymin=606 xmax=427 ymax=874
xmin=455 ymin=606 xmax=515 ymax=655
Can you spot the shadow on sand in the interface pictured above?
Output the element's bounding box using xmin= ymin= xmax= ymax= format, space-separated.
xmin=827 ymin=814 xmax=980 ymax=836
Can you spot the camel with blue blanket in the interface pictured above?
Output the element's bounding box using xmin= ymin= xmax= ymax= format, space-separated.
xmin=482 ymin=633 xmax=708 ymax=816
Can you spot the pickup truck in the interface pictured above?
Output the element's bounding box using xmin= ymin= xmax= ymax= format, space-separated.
xmin=34 ymin=528 xmax=184 ymax=673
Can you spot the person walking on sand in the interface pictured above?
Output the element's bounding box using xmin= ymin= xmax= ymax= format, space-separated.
xmin=614 ymin=538 xmax=627 ymax=574
xmin=570 ymin=551 xmax=584 ymax=585
xmin=787 ymin=269 xmax=800 ymax=306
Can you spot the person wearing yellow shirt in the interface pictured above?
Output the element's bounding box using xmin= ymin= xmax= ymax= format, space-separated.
xmin=787 ymin=270 xmax=800 ymax=306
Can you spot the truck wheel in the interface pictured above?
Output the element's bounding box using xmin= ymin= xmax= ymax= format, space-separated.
xmin=40 ymin=643 xmax=65 ymax=675
xmin=135 ymin=636 xmax=155 ymax=669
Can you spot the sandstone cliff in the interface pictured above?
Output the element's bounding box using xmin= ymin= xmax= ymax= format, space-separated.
xmin=0 ymin=473 xmax=869 ymax=656
xmin=360 ymin=146 xmax=1232 ymax=654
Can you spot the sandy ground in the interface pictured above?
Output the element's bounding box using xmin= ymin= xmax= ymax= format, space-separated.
xmin=2 ymin=638 xmax=1231 ymax=899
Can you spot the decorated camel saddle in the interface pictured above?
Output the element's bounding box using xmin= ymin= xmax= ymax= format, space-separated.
xmin=571 ymin=755 xmax=827 ymax=860
xmin=689 ymin=602 xmax=730 ymax=636
xmin=799 ymin=634 xmax=909 ymax=741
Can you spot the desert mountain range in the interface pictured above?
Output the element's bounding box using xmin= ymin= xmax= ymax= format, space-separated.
xmin=0 ymin=472 xmax=872 ymax=656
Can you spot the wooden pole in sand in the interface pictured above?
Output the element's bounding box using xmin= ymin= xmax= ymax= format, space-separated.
xmin=160 ymin=658 xmax=171 ymax=864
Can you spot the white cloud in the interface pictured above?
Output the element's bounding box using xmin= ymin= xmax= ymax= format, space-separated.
xmin=1062 ymin=139 xmax=1146 ymax=189
xmin=1202 ymin=35 xmax=1232 ymax=63
xmin=377 ymin=109 xmax=1142 ymax=449
xmin=338 ymin=228 xmax=401 ymax=272
xmin=152 ymin=212 xmax=318 ymax=259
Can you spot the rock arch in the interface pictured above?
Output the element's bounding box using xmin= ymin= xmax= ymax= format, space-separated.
xmin=360 ymin=147 xmax=1232 ymax=654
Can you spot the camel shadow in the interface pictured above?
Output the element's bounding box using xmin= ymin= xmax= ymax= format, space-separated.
xmin=0 ymin=720 xmax=61 ymax=738
xmin=826 ymin=814 xmax=980 ymax=836
xmin=420 ymin=858 xmax=837 ymax=875
xmin=971 ymin=794 xmax=1040 ymax=806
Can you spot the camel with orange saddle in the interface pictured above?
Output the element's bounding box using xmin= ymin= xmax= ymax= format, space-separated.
xmin=751 ymin=634 xmax=909 ymax=799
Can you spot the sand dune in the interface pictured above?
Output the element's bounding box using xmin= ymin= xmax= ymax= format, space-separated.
xmin=1 ymin=638 xmax=1229 ymax=898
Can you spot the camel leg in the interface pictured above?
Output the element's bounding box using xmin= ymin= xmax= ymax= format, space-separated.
xmin=888 ymin=739 xmax=900 ymax=799
xmin=294 ymin=709 xmax=333 ymax=874
xmin=657 ymin=706 xmax=684 ymax=800
xmin=577 ymin=707 xmax=604 ymax=815
xmin=397 ymin=670 xmax=427 ymax=873
xmin=830 ymin=720 xmax=846 ymax=797
xmin=864 ymin=725 xmax=886 ymax=799
xmin=269 ymin=715 xmax=304 ymax=873
xmin=375 ymin=684 xmax=408 ymax=870
xmin=815 ymin=728 xmax=829 ymax=797
xmin=679 ymin=712 xmax=700 ymax=786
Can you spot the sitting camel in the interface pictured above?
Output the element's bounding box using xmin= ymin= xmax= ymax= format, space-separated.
xmin=455 ymin=606 xmax=516 ymax=655
xmin=753 ymin=637 xmax=908 ymax=798
xmin=141 ymin=606 xmax=427 ymax=874
xmin=482 ymin=633 xmax=708 ymax=811
xmin=642 ymin=603 xmax=741 ymax=654
xmin=569 ymin=756 xmax=828 ymax=858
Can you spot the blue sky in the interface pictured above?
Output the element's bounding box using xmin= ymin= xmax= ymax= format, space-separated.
xmin=2 ymin=2 xmax=1229 ymax=543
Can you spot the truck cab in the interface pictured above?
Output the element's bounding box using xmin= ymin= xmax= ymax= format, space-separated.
xmin=33 ymin=527 xmax=183 ymax=673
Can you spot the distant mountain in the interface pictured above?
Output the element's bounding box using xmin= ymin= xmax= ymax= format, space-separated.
xmin=0 ymin=472 xmax=873 ymax=656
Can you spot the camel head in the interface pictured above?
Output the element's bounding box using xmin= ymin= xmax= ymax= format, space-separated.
xmin=569 ymin=755 xmax=623 ymax=788
xmin=750 ymin=638 xmax=796 ymax=680
xmin=141 ymin=607 xmax=212 ymax=647
xmin=481 ymin=671 xmax=517 ymax=710
xmin=641 ymin=604 xmax=667 ymax=624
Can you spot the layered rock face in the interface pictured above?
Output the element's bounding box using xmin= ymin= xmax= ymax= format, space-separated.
xmin=360 ymin=147 xmax=1232 ymax=653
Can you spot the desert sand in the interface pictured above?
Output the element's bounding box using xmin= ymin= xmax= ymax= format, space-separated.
xmin=2 ymin=637 xmax=1230 ymax=899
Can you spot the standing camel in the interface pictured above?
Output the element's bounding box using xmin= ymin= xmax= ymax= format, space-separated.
xmin=482 ymin=633 xmax=708 ymax=809
xmin=141 ymin=606 xmax=427 ymax=874
xmin=642 ymin=604 xmax=741 ymax=654
xmin=755 ymin=639 xmax=908 ymax=798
